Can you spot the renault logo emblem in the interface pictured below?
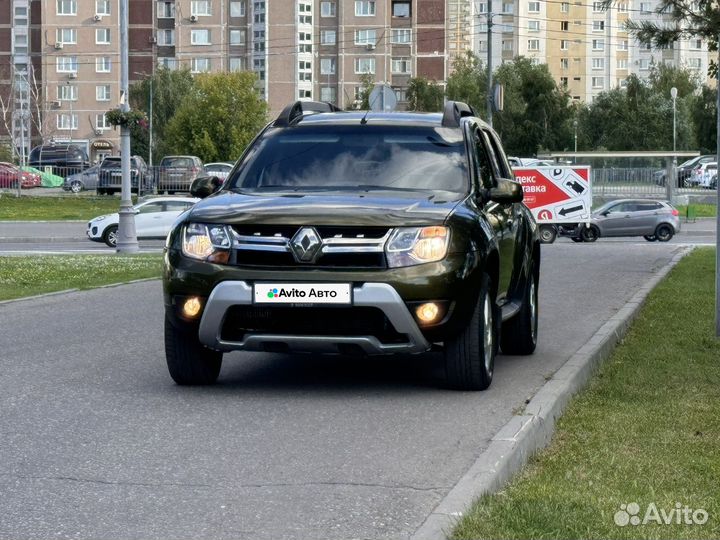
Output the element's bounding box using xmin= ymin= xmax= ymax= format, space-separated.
xmin=290 ymin=227 xmax=322 ymax=263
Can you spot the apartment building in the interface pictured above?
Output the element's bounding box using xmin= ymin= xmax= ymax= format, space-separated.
xmin=251 ymin=0 xmax=448 ymax=111
xmin=1 ymin=0 xmax=713 ymax=159
xmin=1 ymin=0 xmax=451 ymax=161
xmin=0 ymin=0 xmax=154 ymax=163
xmin=472 ymin=0 xmax=712 ymax=103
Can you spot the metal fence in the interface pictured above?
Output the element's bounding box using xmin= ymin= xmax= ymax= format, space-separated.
xmin=0 ymin=164 xmax=210 ymax=197
xmin=1 ymin=163 xmax=717 ymax=202
xmin=592 ymin=167 xmax=717 ymax=198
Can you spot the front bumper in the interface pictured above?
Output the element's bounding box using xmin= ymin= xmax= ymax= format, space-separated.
xmin=195 ymin=280 xmax=431 ymax=355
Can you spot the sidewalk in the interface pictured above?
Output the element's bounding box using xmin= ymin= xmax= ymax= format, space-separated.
xmin=0 ymin=221 xmax=87 ymax=243
xmin=681 ymin=216 xmax=716 ymax=236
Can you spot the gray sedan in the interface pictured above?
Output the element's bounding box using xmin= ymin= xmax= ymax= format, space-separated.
xmin=582 ymin=199 xmax=680 ymax=242
xmin=63 ymin=165 xmax=100 ymax=193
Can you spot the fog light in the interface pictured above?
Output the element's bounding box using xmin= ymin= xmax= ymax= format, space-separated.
xmin=416 ymin=302 xmax=440 ymax=324
xmin=182 ymin=297 xmax=202 ymax=318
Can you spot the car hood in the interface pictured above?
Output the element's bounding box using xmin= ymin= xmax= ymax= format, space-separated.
xmin=90 ymin=212 xmax=119 ymax=223
xmin=186 ymin=191 xmax=462 ymax=227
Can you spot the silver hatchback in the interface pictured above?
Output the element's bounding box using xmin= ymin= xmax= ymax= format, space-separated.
xmin=583 ymin=199 xmax=681 ymax=242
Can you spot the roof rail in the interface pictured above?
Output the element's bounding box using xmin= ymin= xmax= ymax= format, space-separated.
xmin=441 ymin=101 xmax=476 ymax=128
xmin=273 ymin=101 xmax=343 ymax=127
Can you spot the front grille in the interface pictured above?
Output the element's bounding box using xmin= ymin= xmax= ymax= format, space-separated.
xmin=220 ymin=305 xmax=407 ymax=343
xmin=229 ymin=225 xmax=391 ymax=269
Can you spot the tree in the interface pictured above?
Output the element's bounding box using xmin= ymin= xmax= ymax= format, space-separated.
xmin=356 ymin=73 xmax=374 ymax=110
xmin=691 ymin=85 xmax=718 ymax=154
xmin=129 ymin=67 xmax=196 ymax=162
xmin=604 ymin=0 xmax=719 ymax=77
xmin=579 ymin=68 xmax=697 ymax=152
xmin=0 ymin=65 xmax=54 ymax=161
xmin=445 ymin=51 xmax=488 ymax=118
xmin=492 ymin=57 xmax=574 ymax=156
xmin=406 ymin=77 xmax=444 ymax=112
xmin=647 ymin=62 xmax=699 ymax=99
xmin=163 ymin=71 xmax=267 ymax=162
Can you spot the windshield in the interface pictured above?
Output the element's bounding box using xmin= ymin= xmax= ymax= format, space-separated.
xmin=162 ymin=157 xmax=193 ymax=167
xmin=227 ymin=125 xmax=469 ymax=197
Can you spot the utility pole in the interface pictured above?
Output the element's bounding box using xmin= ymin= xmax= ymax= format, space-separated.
xmin=116 ymin=0 xmax=138 ymax=253
xmin=486 ymin=0 xmax=493 ymax=127
xmin=715 ymin=33 xmax=720 ymax=337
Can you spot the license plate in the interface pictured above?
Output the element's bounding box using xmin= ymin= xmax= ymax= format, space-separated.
xmin=254 ymin=283 xmax=352 ymax=305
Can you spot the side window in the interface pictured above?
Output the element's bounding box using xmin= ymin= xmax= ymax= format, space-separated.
xmin=138 ymin=202 xmax=163 ymax=214
xmin=165 ymin=201 xmax=193 ymax=211
xmin=483 ymin=129 xmax=513 ymax=179
xmin=473 ymin=129 xmax=497 ymax=189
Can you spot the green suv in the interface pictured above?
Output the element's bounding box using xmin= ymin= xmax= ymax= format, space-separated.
xmin=162 ymin=101 xmax=540 ymax=390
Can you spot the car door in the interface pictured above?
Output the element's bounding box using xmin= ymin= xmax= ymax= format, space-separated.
xmin=631 ymin=201 xmax=664 ymax=234
xmin=473 ymin=127 xmax=515 ymax=302
xmin=158 ymin=200 xmax=195 ymax=235
xmin=133 ymin=201 xmax=166 ymax=237
xmin=596 ymin=202 xmax=632 ymax=236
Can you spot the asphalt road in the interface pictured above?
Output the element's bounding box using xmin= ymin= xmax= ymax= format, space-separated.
xmin=0 ymin=219 xmax=715 ymax=253
xmin=0 ymin=241 xmax=687 ymax=540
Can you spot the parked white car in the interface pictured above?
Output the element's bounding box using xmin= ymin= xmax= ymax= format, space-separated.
xmin=87 ymin=196 xmax=198 ymax=247
xmin=688 ymin=161 xmax=717 ymax=188
xmin=203 ymin=162 xmax=234 ymax=180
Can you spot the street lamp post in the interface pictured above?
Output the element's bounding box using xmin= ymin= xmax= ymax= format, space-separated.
xmin=116 ymin=0 xmax=139 ymax=253
xmin=148 ymin=77 xmax=153 ymax=168
xmin=68 ymin=81 xmax=74 ymax=145
xmin=671 ymin=86 xmax=677 ymax=165
xmin=573 ymin=120 xmax=578 ymax=163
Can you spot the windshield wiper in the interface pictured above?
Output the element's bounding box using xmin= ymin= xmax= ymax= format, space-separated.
xmin=357 ymin=184 xmax=432 ymax=192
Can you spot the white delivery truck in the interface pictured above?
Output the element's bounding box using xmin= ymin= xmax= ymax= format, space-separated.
xmin=512 ymin=165 xmax=592 ymax=244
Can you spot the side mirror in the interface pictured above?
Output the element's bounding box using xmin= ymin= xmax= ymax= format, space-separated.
xmin=488 ymin=178 xmax=523 ymax=204
xmin=601 ymin=211 xmax=610 ymax=217
xmin=190 ymin=175 xmax=223 ymax=199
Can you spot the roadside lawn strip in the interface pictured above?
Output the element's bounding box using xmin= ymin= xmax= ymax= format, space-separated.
xmin=0 ymin=254 xmax=162 ymax=301
xmin=676 ymin=203 xmax=716 ymax=218
xmin=453 ymin=247 xmax=719 ymax=540
xmin=0 ymin=196 xmax=135 ymax=221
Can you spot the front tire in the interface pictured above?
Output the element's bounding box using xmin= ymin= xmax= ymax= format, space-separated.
xmin=445 ymin=273 xmax=496 ymax=391
xmin=70 ymin=180 xmax=83 ymax=193
xmin=501 ymin=267 xmax=538 ymax=355
xmin=165 ymin=315 xmax=222 ymax=385
xmin=539 ymin=225 xmax=557 ymax=244
xmin=643 ymin=235 xmax=658 ymax=242
xmin=581 ymin=225 xmax=599 ymax=242
xmin=102 ymin=225 xmax=118 ymax=247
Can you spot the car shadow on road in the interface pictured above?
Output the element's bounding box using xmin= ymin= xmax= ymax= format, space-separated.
xmin=202 ymin=351 xmax=448 ymax=393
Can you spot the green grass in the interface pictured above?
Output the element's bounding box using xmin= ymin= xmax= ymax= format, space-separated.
xmin=676 ymin=204 xmax=717 ymax=218
xmin=0 ymin=254 xmax=162 ymax=301
xmin=0 ymin=196 xmax=135 ymax=221
xmin=453 ymin=247 xmax=720 ymax=540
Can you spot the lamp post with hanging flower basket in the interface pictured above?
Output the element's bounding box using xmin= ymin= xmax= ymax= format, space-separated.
xmin=105 ymin=108 xmax=148 ymax=129
xmin=116 ymin=0 xmax=139 ymax=253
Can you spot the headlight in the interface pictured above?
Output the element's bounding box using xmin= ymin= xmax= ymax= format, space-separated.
xmin=386 ymin=226 xmax=450 ymax=268
xmin=182 ymin=223 xmax=231 ymax=263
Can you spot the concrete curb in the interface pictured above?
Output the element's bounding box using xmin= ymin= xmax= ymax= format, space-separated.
xmin=0 ymin=237 xmax=86 ymax=243
xmin=0 ymin=277 xmax=160 ymax=306
xmin=0 ymin=220 xmax=86 ymax=223
xmin=411 ymin=247 xmax=693 ymax=540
